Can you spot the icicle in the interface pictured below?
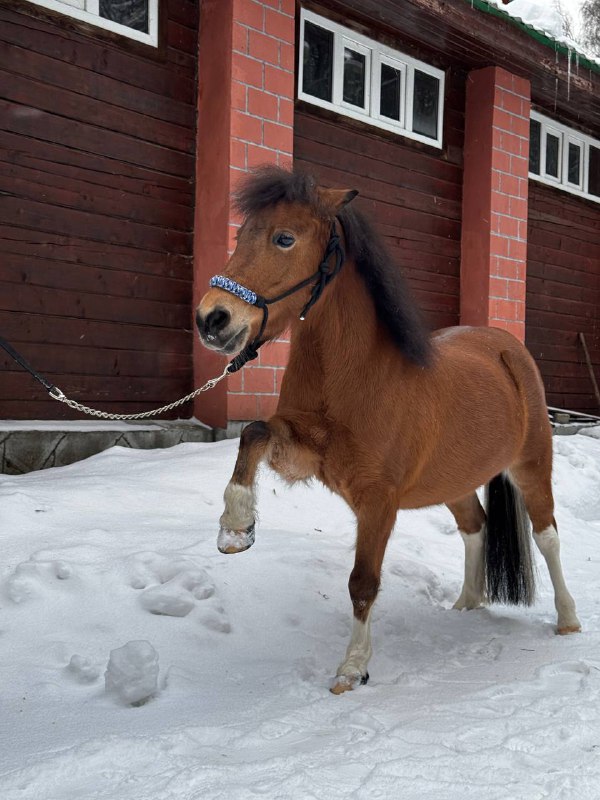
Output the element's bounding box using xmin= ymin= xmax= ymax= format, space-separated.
xmin=567 ymin=47 xmax=572 ymax=102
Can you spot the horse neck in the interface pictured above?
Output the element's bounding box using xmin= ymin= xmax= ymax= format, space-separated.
xmin=312 ymin=259 xmax=375 ymax=359
xmin=288 ymin=255 xmax=400 ymax=397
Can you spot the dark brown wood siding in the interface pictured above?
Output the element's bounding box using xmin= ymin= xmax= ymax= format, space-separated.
xmin=526 ymin=183 xmax=600 ymax=413
xmin=294 ymin=71 xmax=464 ymax=331
xmin=0 ymin=1 xmax=198 ymax=419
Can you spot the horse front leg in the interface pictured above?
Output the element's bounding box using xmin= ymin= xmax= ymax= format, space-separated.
xmin=331 ymin=496 xmax=397 ymax=695
xmin=218 ymin=421 xmax=272 ymax=554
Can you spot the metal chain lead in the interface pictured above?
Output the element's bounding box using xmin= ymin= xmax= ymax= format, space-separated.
xmin=47 ymin=365 xmax=231 ymax=421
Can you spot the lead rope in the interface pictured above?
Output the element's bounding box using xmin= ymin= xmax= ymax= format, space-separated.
xmin=48 ymin=365 xmax=231 ymax=420
xmin=0 ymin=333 xmax=232 ymax=421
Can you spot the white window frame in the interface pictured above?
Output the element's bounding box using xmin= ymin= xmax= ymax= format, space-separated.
xmin=338 ymin=36 xmax=372 ymax=116
xmin=564 ymin=135 xmax=584 ymax=191
xmin=23 ymin=0 xmax=159 ymax=47
xmin=375 ymin=54 xmax=406 ymax=129
xmin=298 ymin=8 xmax=445 ymax=149
xmin=543 ymin=125 xmax=563 ymax=183
xmin=529 ymin=111 xmax=600 ymax=205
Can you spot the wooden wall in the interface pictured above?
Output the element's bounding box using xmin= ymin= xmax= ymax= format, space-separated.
xmin=526 ymin=183 xmax=600 ymax=413
xmin=0 ymin=1 xmax=198 ymax=419
xmin=294 ymin=70 xmax=465 ymax=332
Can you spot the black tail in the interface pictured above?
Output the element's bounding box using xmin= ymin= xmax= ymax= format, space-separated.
xmin=485 ymin=473 xmax=536 ymax=606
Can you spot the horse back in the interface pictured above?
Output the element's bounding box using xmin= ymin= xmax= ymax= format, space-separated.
xmin=394 ymin=325 xmax=550 ymax=506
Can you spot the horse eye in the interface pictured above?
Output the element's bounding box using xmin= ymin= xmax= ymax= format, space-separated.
xmin=273 ymin=232 xmax=295 ymax=249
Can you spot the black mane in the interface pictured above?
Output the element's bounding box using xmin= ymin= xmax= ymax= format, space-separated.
xmin=234 ymin=166 xmax=431 ymax=366
xmin=338 ymin=204 xmax=431 ymax=366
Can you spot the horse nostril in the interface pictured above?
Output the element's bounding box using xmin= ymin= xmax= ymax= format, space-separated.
xmin=204 ymin=307 xmax=231 ymax=337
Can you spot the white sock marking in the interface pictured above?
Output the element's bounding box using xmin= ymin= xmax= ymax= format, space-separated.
xmin=453 ymin=527 xmax=485 ymax=610
xmin=534 ymin=526 xmax=580 ymax=631
xmin=336 ymin=610 xmax=372 ymax=680
xmin=220 ymin=483 xmax=255 ymax=531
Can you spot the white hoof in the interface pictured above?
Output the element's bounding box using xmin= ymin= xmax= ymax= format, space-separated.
xmin=330 ymin=672 xmax=369 ymax=695
xmin=557 ymin=612 xmax=581 ymax=635
xmin=217 ymin=523 xmax=255 ymax=554
xmin=453 ymin=593 xmax=484 ymax=611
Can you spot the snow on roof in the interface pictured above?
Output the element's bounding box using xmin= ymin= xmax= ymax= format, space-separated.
xmin=481 ymin=0 xmax=600 ymax=70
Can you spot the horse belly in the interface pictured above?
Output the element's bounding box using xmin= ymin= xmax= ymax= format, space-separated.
xmin=396 ymin=399 xmax=524 ymax=509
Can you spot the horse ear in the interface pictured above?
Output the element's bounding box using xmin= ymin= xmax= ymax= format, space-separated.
xmin=317 ymin=188 xmax=359 ymax=215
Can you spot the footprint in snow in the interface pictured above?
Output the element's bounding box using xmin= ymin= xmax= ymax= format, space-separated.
xmin=128 ymin=552 xmax=228 ymax=629
xmin=388 ymin=560 xmax=454 ymax=606
xmin=3 ymin=558 xmax=73 ymax=604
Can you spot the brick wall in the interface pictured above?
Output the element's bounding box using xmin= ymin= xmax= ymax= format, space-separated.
xmin=227 ymin=0 xmax=295 ymax=421
xmin=194 ymin=0 xmax=295 ymax=427
xmin=460 ymin=67 xmax=531 ymax=341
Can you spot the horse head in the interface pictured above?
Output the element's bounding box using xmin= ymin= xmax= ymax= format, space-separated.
xmin=195 ymin=166 xmax=357 ymax=356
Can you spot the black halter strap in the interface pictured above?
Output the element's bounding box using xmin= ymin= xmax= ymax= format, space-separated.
xmin=210 ymin=220 xmax=345 ymax=374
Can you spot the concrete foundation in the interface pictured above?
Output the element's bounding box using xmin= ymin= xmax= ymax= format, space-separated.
xmin=0 ymin=420 xmax=218 ymax=475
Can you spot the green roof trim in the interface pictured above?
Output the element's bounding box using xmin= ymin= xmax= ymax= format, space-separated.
xmin=466 ymin=0 xmax=600 ymax=76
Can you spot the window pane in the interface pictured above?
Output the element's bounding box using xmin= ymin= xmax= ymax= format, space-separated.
xmin=545 ymin=133 xmax=560 ymax=179
xmin=529 ymin=119 xmax=541 ymax=175
xmin=302 ymin=22 xmax=333 ymax=102
xmin=380 ymin=63 xmax=401 ymax=121
xmin=589 ymin=146 xmax=600 ymax=198
xmin=567 ymin=142 xmax=581 ymax=186
xmin=412 ymin=70 xmax=439 ymax=139
xmin=99 ymin=0 xmax=148 ymax=32
xmin=343 ymin=47 xmax=366 ymax=108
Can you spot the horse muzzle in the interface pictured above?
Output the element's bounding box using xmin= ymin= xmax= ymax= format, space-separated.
xmin=195 ymin=306 xmax=249 ymax=355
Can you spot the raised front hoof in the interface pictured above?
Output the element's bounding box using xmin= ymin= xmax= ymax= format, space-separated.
xmin=217 ymin=522 xmax=255 ymax=555
xmin=330 ymin=672 xmax=369 ymax=695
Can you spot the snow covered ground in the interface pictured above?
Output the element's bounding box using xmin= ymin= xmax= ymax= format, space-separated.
xmin=2 ymin=431 xmax=600 ymax=799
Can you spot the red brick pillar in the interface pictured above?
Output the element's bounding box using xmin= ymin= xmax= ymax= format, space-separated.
xmin=460 ymin=67 xmax=531 ymax=342
xmin=193 ymin=0 xmax=295 ymax=428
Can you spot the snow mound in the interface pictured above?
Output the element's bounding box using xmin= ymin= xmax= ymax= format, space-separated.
xmin=104 ymin=641 xmax=159 ymax=706
xmin=67 ymin=654 xmax=101 ymax=684
xmin=130 ymin=552 xmax=216 ymax=619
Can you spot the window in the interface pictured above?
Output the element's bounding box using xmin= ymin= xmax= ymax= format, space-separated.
xmin=298 ymin=9 xmax=445 ymax=148
xmin=589 ymin=146 xmax=600 ymax=199
xmin=379 ymin=60 xmax=403 ymax=124
xmin=24 ymin=0 xmax=158 ymax=46
xmin=567 ymin=141 xmax=582 ymax=188
xmin=529 ymin=119 xmax=541 ymax=175
xmin=529 ymin=111 xmax=600 ymax=204
xmin=342 ymin=44 xmax=370 ymax=111
xmin=544 ymin=128 xmax=561 ymax=181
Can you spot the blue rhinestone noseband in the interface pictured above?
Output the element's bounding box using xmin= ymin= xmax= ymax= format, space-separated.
xmin=208 ymin=220 xmax=344 ymax=374
xmin=209 ymin=276 xmax=258 ymax=307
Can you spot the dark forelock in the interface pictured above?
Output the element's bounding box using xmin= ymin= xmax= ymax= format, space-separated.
xmin=233 ymin=165 xmax=326 ymax=218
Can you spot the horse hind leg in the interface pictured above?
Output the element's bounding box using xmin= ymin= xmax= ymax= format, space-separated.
xmin=447 ymin=494 xmax=486 ymax=610
xmin=510 ymin=460 xmax=581 ymax=634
